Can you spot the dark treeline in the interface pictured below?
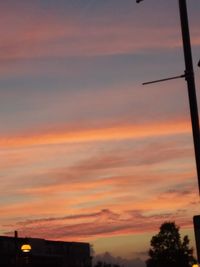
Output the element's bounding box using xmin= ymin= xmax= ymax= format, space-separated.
xmin=94 ymin=261 xmax=122 ymax=267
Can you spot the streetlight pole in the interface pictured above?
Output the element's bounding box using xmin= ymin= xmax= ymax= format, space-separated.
xmin=178 ymin=0 xmax=200 ymax=196
xmin=136 ymin=0 xmax=200 ymax=262
xmin=136 ymin=0 xmax=200 ymax=195
xmin=179 ymin=1 xmax=200 ymax=263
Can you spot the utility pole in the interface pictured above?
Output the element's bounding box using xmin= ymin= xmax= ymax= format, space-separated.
xmin=136 ymin=0 xmax=200 ymax=262
xmin=136 ymin=0 xmax=200 ymax=193
xmin=178 ymin=0 xmax=200 ymax=196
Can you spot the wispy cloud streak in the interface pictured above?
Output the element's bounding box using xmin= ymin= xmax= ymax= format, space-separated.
xmin=0 ymin=119 xmax=191 ymax=148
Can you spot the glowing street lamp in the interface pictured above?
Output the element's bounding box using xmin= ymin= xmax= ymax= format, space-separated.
xmin=21 ymin=243 xmax=32 ymax=265
xmin=21 ymin=244 xmax=32 ymax=253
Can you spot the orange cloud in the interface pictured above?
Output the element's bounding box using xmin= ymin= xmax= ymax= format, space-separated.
xmin=4 ymin=204 xmax=196 ymax=242
xmin=0 ymin=119 xmax=191 ymax=149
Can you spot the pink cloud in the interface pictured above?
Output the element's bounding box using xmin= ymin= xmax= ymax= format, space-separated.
xmin=0 ymin=5 xmax=199 ymax=62
xmin=2 ymin=156 xmax=197 ymax=243
xmin=4 ymin=206 xmax=196 ymax=242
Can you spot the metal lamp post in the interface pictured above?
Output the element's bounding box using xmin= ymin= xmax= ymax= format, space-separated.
xmin=136 ymin=0 xmax=200 ymax=262
xmin=136 ymin=0 xmax=200 ymax=196
xmin=178 ymin=0 xmax=200 ymax=196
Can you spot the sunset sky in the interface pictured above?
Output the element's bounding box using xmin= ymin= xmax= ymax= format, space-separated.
xmin=0 ymin=0 xmax=200 ymax=263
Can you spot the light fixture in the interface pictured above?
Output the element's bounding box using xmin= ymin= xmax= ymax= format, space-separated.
xmin=21 ymin=244 xmax=32 ymax=253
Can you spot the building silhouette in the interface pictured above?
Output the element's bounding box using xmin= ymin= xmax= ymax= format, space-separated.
xmin=0 ymin=234 xmax=92 ymax=267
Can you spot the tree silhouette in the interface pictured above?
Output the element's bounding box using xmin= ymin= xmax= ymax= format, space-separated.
xmin=146 ymin=222 xmax=196 ymax=267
